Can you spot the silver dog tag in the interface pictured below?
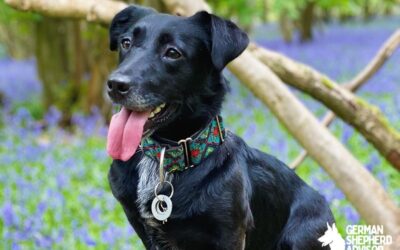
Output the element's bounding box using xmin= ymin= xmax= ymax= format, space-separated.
xmin=151 ymin=194 xmax=172 ymax=223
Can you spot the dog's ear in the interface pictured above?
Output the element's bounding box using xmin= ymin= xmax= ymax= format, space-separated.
xmin=109 ymin=5 xmax=156 ymax=51
xmin=189 ymin=11 xmax=249 ymax=71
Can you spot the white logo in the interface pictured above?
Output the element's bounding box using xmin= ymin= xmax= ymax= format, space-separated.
xmin=318 ymin=223 xmax=345 ymax=250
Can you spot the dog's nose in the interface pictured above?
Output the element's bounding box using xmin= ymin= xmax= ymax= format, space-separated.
xmin=107 ymin=75 xmax=131 ymax=95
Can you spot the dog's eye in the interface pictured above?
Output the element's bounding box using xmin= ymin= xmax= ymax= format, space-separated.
xmin=164 ymin=48 xmax=181 ymax=59
xmin=121 ymin=39 xmax=131 ymax=50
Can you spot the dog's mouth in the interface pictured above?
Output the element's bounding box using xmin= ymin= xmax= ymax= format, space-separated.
xmin=106 ymin=102 xmax=178 ymax=161
xmin=143 ymin=103 xmax=178 ymax=136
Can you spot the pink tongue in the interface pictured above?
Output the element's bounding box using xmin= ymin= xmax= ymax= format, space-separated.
xmin=107 ymin=107 xmax=149 ymax=161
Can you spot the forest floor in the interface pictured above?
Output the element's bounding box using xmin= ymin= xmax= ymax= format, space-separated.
xmin=1 ymin=17 xmax=399 ymax=249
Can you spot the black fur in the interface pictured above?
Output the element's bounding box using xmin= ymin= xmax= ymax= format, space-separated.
xmin=107 ymin=5 xmax=334 ymax=250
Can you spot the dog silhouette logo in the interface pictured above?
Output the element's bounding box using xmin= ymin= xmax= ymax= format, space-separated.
xmin=318 ymin=223 xmax=345 ymax=250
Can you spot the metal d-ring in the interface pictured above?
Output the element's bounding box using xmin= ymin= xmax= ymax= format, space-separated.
xmin=215 ymin=116 xmax=225 ymax=142
xmin=154 ymin=181 xmax=174 ymax=199
xmin=159 ymin=147 xmax=166 ymax=183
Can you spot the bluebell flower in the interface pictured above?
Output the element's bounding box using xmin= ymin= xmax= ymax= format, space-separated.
xmin=366 ymin=153 xmax=380 ymax=172
xmin=243 ymin=122 xmax=257 ymax=139
xmin=45 ymin=106 xmax=62 ymax=127
xmin=0 ymin=58 xmax=41 ymax=104
xmin=342 ymin=205 xmax=360 ymax=224
xmin=14 ymin=107 xmax=32 ymax=126
xmin=11 ymin=242 xmax=20 ymax=250
xmin=102 ymin=224 xmax=122 ymax=245
xmin=341 ymin=124 xmax=353 ymax=144
xmin=376 ymin=172 xmax=388 ymax=190
xmin=2 ymin=201 xmax=18 ymax=227
xmin=56 ymin=173 xmax=69 ymax=189
xmin=34 ymin=234 xmax=53 ymax=248
xmin=89 ymin=207 xmax=101 ymax=223
xmin=75 ymin=227 xmax=97 ymax=246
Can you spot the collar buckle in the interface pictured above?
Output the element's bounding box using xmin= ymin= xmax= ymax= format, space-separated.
xmin=178 ymin=137 xmax=193 ymax=168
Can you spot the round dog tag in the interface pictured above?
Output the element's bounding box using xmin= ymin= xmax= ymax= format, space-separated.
xmin=151 ymin=194 xmax=172 ymax=222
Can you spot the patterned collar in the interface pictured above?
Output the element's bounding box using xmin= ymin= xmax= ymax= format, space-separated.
xmin=141 ymin=116 xmax=225 ymax=173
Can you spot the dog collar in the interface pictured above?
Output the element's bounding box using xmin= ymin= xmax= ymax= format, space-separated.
xmin=141 ymin=116 xmax=225 ymax=173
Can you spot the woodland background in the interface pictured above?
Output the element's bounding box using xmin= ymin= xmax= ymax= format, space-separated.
xmin=0 ymin=0 xmax=399 ymax=249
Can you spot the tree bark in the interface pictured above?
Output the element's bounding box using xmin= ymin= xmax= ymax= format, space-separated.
xmin=5 ymin=0 xmax=127 ymax=24
xmin=35 ymin=17 xmax=75 ymax=124
xmin=363 ymin=0 xmax=373 ymax=21
xmin=162 ymin=0 xmax=211 ymax=15
xmin=278 ymin=11 xmax=293 ymax=43
xmin=298 ymin=1 xmax=315 ymax=42
xmin=5 ymin=0 xmax=400 ymax=243
xmin=249 ymin=44 xmax=400 ymax=171
xmin=85 ymin=24 xmax=116 ymax=115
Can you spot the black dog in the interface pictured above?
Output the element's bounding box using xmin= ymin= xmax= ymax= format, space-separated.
xmin=106 ymin=5 xmax=334 ymax=250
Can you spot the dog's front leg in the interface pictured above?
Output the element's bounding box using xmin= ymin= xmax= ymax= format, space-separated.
xmin=222 ymin=227 xmax=247 ymax=250
xmin=239 ymin=232 xmax=246 ymax=250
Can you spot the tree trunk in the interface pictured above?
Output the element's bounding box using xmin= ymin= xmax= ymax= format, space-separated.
xmin=35 ymin=17 xmax=73 ymax=123
xmin=298 ymin=1 xmax=315 ymax=42
xmin=363 ymin=0 xmax=373 ymax=21
xmin=85 ymin=24 xmax=116 ymax=116
xmin=0 ymin=21 xmax=35 ymax=59
xmin=278 ymin=12 xmax=293 ymax=43
xmin=34 ymin=17 xmax=115 ymax=125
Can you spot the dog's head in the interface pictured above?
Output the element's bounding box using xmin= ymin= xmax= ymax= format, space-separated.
xmin=106 ymin=5 xmax=248 ymax=161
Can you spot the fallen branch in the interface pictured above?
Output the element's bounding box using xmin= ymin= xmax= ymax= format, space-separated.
xmin=5 ymin=0 xmax=400 ymax=242
xmin=289 ymin=112 xmax=335 ymax=168
xmin=345 ymin=29 xmax=400 ymax=90
xmin=290 ymin=29 xmax=400 ymax=169
xmin=162 ymin=0 xmax=211 ymax=15
xmin=249 ymin=44 xmax=400 ymax=171
xmin=4 ymin=0 xmax=127 ymax=24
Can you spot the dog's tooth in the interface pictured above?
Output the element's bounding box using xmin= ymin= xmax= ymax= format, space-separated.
xmin=149 ymin=112 xmax=155 ymax=118
xmin=154 ymin=107 xmax=161 ymax=114
xmin=159 ymin=103 xmax=166 ymax=108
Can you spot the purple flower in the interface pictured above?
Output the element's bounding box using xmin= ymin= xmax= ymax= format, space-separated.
xmin=14 ymin=107 xmax=32 ymax=126
xmin=56 ymin=174 xmax=69 ymax=189
xmin=2 ymin=201 xmax=18 ymax=227
xmin=243 ymin=123 xmax=257 ymax=139
xmin=74 ymin=227 xmax=97 ymax=246
xmin=311 ymin=175 xmax=344 ymax=203
xmin=377 ymin=172 xmax=388 ymax=190
xmin=36 ymin=202 xmax=47 ymax=216
xmin=12 ymin=242 xmax=21 ymax=250
xmin=102 ymin=224 xmax=122 ymax=245
xmin=366 ymin=153 xmax=380 ymax=172
xmin=342 ymin=205 xmax=360 ymax=224
xmin=54 ymin=229 xmax=64 ymax=243
xmin=89 ymin=208 xmax=101 ymax=223
xmin=45 ymin=106 xmax=62 ymax=127
xmin=34 ymin=234 xmax=53 ymax=248
xmin=0 ymin=58 xmax=41 ymax=104
xmin=341 ymin=125 xmax=353 ymax=144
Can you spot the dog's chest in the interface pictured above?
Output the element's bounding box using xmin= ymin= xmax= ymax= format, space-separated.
xmin=137 ymin=156 xmax=180 ymax=249
xmin=136 ymin=156 xmax=173 ymax=219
